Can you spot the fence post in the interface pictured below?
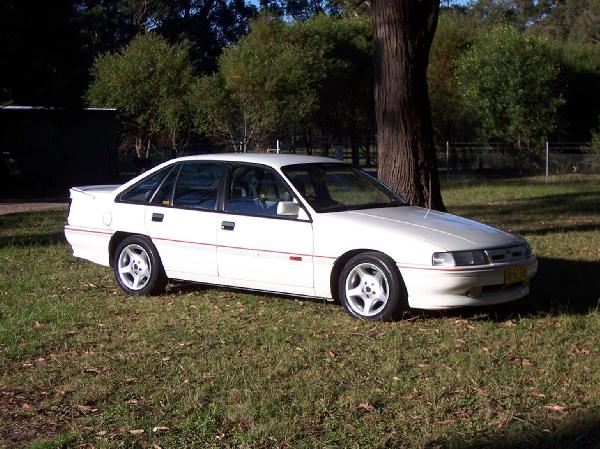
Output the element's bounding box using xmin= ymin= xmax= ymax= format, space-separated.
xmin=545 ymin=141 xmax=549 ymax=182
xmin=446 ymin=141 xmax=450 ymax=181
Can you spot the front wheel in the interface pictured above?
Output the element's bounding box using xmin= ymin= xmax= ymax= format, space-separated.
xmin=114 ymin=236 xmax=167 ymax=295
xmin=338 ymin=252 xmax=407 ymax=321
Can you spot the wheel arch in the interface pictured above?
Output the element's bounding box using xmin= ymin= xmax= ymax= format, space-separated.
xmin=108 ymin=231 xmax=138 ymax=267
xmin=330 ymin=248 xmax=401 ymax=303
xmin=110 ymin=232 xmax=168 ymax=295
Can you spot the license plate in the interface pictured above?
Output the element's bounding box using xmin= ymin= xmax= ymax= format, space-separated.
xmin=504 ymin=265 xmax=526 ymax=285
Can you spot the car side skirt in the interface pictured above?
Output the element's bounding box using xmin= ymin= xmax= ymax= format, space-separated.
xmin=166 ymin=270 xmax=317 ymax=298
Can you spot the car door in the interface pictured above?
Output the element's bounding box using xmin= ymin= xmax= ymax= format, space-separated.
xmin=144 ymin=161 xmax=226 ymax=279
xmin=216 ymin=163 xmax=314 ymax=294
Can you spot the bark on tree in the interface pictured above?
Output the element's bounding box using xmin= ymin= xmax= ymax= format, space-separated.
xmin=372 ymin=0 xmax=446 ymax=211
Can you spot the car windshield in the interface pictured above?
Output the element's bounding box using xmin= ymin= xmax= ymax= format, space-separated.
xmin=282 ymin=163 xmax=406 ymax=212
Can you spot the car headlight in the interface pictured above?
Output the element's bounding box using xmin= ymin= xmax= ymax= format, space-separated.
xmin=432 ymin=252 xmax=455 ymax=266
xmin=432 ymin=250 xmax=489 ymax=267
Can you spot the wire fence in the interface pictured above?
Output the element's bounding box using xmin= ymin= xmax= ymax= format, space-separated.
xmin=437 ymin=142 xmax=600 ymax=179
xmin=279 ymin=141 xmax=599 ymax=178
xmin=133 ymin=140 xmax=599 ymax=180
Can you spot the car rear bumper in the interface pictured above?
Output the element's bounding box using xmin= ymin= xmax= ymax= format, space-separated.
xmin=64 ymin=225 xmax=113 ymax=267
xmin=399 ymin=257 xmax=538 ymax=310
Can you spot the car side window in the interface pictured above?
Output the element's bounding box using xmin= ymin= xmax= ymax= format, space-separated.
xmin=150 ymin=164 xmax=181 ymax=206
xmin=225 ymin=164 xmax=293 ymax=217
xmin=120 ymin=167 xmax=170 ymax=204
xmin=172 ymin=162 xmax=225 ymax=210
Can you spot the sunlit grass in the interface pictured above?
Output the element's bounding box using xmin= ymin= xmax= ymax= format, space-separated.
xmin=1 ymin=176 xmax=599 ymax=448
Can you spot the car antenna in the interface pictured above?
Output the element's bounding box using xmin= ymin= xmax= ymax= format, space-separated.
xmin=425 ymin=176 xmax=432 ymax=218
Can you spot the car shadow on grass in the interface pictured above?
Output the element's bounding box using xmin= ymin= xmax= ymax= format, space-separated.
xmin=440 ymin=410 xmax=600 ymax=449
xmin=425 ymin=256 xmax=600 ymax=321
xmin=0 ymin=232 xmax=65 ymax=248
xmin=167 ymin=257 xmax=600 ymax=320
xmin=0 ymin=209 xmax=66 ymax=228
xmin=520 ymin=223 xmax=600 ymax=236
xmin=0 ymin=210 xmax=67 ymax=248
xmin=453 ymin=190 xmax=600 ymax=218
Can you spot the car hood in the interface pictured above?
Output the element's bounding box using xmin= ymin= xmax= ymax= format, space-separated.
xmin=345 ymin=206 xmax=523 ymax=251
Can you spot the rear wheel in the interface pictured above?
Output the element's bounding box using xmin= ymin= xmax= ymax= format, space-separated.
xmin=338 ymin=252 xmax=407 ymax=321
xmin=114 ymin=236 xmax=167 ymax=295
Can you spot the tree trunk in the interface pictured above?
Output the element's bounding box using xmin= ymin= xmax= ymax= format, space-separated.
xmin=171 ymin=129 xmax=178 ymax=158
xmin=304 ymin=128 xmax=313 ymax=155
xmin=135 ymin=134 xmax=143 ymax=159
xmin=372 ymin=0 xmax=445 ymax=210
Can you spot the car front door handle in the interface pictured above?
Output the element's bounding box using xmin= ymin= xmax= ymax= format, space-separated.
xmin=221 ymin=221 xmax=235 ymax=231
xmin=152 ymin=213 xmax=164 ymax=222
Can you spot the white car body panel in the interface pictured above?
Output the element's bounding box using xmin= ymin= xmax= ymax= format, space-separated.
xmin=215 ymin=212 xmax=314 ymax=292
xmin=65 ymin=185 xmax=120 ymax=266
xmin=65 ymin=153 xmax=538 ymax=310
xmin=144 ymin=205 xmax=219 ymax=277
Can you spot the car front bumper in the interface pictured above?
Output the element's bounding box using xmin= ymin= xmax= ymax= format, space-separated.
xmin=399 ymin=256 xmax=538 ymax=310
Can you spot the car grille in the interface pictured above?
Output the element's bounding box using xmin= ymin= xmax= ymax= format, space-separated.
xmin=485 ymin=246 xmax=527 ymax=264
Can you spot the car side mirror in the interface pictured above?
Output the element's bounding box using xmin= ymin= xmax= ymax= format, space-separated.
xmin=277 ymin=201 xmax=300 ymax=217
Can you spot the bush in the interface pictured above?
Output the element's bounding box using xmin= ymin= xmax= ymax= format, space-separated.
xmin=456 ymin=25 xmax=563 ymax=154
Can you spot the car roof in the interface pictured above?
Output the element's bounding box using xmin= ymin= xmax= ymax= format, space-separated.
xmin=169 ymin=153 xmax=345 ymax=169
xmin=115 ymin=153 xmax=349 ymax=196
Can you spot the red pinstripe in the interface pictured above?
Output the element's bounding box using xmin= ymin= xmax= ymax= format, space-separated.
xmin=64 ymin=225 xmax=529 ymax=271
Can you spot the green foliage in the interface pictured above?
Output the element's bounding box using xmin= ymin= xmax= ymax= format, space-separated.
xmin=555 ymin=42 xmax=600 ymax=141
xmin=86 ymin=33 xmax=195 ymax=157
xmin=428 ymin=10 xmax=480 ymax=142
xmin=533 ymin=0 xmax=600 ymax=44
xmin=219 ymin=14 xmax=322 ymax=146
xmin=155 ymin=43 xmax=196 ymax=151
xmin=189 ymin=73 xmax=246 ymax=150
xmin=258 ymin=0 xmax=341 ymax=20
xmin=430 ymin=3 xmax=600 ymax=146
xmin=467 ymin=0 xmax=561 ymax=30
xmin=5 ymin=0 xmax=600 ymax=151
xmin=456 ymin=25 xmax=563 ymax=151
xmin=191 ymin=13 xmax=373 ymax=150
xmin=583 ymin=123 xmax=600 ymax=154
xmin=290 ymin=13 xmax=373 ymax=142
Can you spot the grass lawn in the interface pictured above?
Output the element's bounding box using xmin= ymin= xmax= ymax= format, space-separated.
xmin=1 ymin=175 xmax=599 ymax=448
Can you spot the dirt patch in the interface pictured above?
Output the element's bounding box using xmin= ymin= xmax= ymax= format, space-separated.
xmin=0 ymin=202 xmax=67 ymax=216
xmin=0 ymin=390 xmax=64 ymax=448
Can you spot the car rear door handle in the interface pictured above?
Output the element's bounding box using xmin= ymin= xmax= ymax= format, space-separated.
xmin=152 ymin=213 xmax=164 ymax=222
xmin=221 ymin=221 xmax=235 ymax=231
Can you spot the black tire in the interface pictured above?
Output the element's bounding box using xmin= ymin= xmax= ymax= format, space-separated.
xmin=113 ymin=235 xmax=168 ymax=296
xmin=338 ymin=251 xmax=408 ymax=321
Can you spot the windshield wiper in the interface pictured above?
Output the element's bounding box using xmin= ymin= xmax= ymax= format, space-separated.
xmin=317 ymin=201 xmax=405 ymax=213
xmin=356 ymin=201 xmax=404 ymax=210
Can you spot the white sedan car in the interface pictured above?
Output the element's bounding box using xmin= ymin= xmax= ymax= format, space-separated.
xmin=65 ymin=153 xmax=537 ymax=321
